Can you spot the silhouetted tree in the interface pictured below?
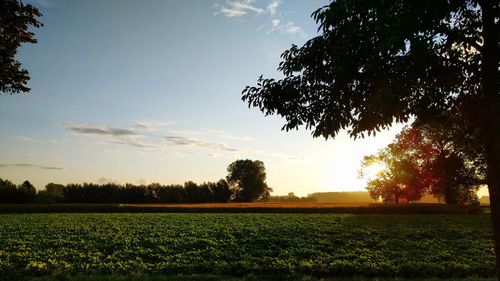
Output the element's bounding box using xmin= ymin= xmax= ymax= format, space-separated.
xmin=37 ymin=183 xmax=65 ymax=203
xmin=0 ymin=0 xmax=42 ymax=94
xmin=242 ymin=0 xmax=500 ymax=272
xmin=226 ymin=159 xmax=272 ymax=202
xmin=268 ymin=192 xmax=318 ymax=202
xmin=210 ymin=179 xmax=232 ymax=203
xmin=18 ymin=180 xmax=36 ymax=203
xmin=431 ymin=153 xmax=480 ymax=204
xmin=0 ymin=178 xmax=18 ymax=203
xmin=154 ymin=183 xmax=184 ymax=203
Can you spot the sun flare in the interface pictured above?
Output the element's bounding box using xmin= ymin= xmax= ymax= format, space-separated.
xmin=363 ymin=162 xmax=386 ymax=181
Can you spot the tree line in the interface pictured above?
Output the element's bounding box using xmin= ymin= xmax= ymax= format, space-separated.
xmin=0 ymin=179 xmax=232 ymax=204
xmin=0 ymin=159 xmax=273 ymax=204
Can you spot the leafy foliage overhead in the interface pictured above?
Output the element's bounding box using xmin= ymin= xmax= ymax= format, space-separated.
xmin=0 ymin=0 xmax=42 ymax=94
xmin=242 ymin=0 xmax=486 ymax=139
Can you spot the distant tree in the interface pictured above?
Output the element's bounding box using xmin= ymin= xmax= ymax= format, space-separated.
xmin=154 ymin=183 xmax=184 ymax=203
xmin=268 ymin=192 xmax=318 ymax=203
xmin=0 ymin=0 xmax=43 ymax=94
xmin=241 ymin=0 xmax=500 ymax=272
xmin=0 ymin=178 xmax=18 ymax=203
xmin=37 ymin=183 xmax=65 ymax=203
xmin=226 ymin=159 xmax=272 ymax=202
xmin=210 ymin=179 xmax=232 ymax=203
xmin=18 ymin=180 xmax=36 ymax=203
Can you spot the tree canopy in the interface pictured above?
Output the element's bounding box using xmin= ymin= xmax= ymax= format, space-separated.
xmin=0 ymin=0 xmax=42 ymax=94
xmin=226 ymin=159 xmax=272 ymax=202
xmin=242 ymin=0 xmax=490 ymax=139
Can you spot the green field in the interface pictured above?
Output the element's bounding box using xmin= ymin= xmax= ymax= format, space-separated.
xmin=0 ymin=213 xmax=495 ymax=280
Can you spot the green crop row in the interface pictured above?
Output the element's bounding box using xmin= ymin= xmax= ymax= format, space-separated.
xmin=0 ymin=214 xmax=495 ymax=279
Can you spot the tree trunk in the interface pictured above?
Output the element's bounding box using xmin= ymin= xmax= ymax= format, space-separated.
xmin=481 ymin=1 xmax=500 ymax=278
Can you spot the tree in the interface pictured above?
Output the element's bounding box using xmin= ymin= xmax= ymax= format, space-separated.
xmin=38 ymin=183 xmax=65 ymax=203
xmin=361 ymin=146 xmax=427 ymax=204
xmin=209 ymin=179 xmax=232 ymax=203
xmin=0 ymin=0 xmax=42 ymax=94
xmin=242 ymin=0 xmax=500 ymax=274
xmin=0 ymin=178 xmax=18 ymax=203
xmin=226 ymin=159 xmax=272 ymax=202
xmin=360 ymin=124 xmax=482 ymax=204
xmin=430 ymin=153 xmax=480 ymax=204
xmin=18 ymin=180 xmax=36 ymax=203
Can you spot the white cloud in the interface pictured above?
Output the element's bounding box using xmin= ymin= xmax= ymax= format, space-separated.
xmin=214 ymin=0 xmax=264 ymax=18
xmin=267 ymin=0 xmax=280 ymax=16
xmin=266 ymin=20 xmax=305 ymax=36
xmin=284 ymin=22 xmax=304 ymax=35
xmin=214 ymin=0 xmax=305 ymax=37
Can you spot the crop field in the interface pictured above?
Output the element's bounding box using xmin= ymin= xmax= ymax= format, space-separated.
xmin=0 ymin=213 xmax=496 ymax=280
xmin=0 ymin=202 xmax=487 ymax=214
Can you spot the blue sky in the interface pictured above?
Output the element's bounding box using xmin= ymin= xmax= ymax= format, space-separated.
xmin=0 ymin=0 xmax=411 ymax=195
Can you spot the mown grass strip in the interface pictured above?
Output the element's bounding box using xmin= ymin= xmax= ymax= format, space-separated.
xmin=0 ymin=203 xmax=486 ymax=214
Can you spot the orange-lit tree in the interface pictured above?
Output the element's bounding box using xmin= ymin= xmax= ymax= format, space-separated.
xmin=242 ymin=0 xmax=500 ymax=273
xmin=360 ymin=129 xmax=431 ymax=203
xmin=361 ymin=124 xmax=482 ymax=204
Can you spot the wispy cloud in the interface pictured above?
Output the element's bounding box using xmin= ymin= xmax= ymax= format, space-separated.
xmin=266 ymin=20 xmax=305 ymax=36
xmin=214 ymin=0 xmax=264 ymax=18
xmin=132 ymin=120 xmax=173 ymax=131
xmin=11 ymin=136 xmax=40 ymax=142
xmin=63 ymin=122 xmax=152 ymax=148
xmin=65 ymin=124 xmax=136 ymax=137
xmin=165 ymin=136 xmax=241 ymax=152
xmin=60 ymin=120 xmax=298 ymax=160
xmin=0 ymin=163 xmax=63 ymax=170
xmin=169 ymin=128 xmax=252 ymax=141
xmin=214 ymin=0 xmax=305 ymax=37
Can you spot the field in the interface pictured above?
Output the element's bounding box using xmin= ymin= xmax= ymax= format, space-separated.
xmin=0 ymin=202 xmax=488 ymax=214
xmin=0 ymin=213 xmax=496 ymax=280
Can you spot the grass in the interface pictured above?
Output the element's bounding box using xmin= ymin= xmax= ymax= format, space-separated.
xmin=0 ymin=213 xmax=495 ymax=279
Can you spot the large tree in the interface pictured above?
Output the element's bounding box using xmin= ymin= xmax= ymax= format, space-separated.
xmin=361 ymin=123 xmax=482 ymax=204
xmin=242 ymin=0 xmax=500 ymax=275
xmin=226 ymin=159 xmax=272 ymax=202
xmin=0 ymin=0 xmax=42 ymax=94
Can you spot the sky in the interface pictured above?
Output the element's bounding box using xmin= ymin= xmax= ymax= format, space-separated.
xmin=0 ymin=0 xmax=416 ymax=196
